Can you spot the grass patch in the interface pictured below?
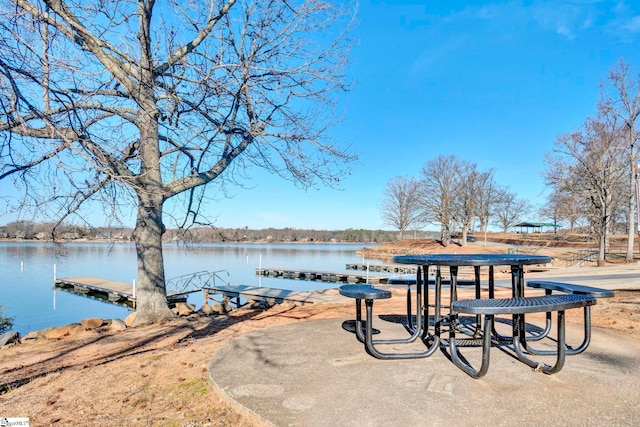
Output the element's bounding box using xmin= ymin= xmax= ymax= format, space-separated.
xmin=177 ymin=378 xmax=209 ymax=397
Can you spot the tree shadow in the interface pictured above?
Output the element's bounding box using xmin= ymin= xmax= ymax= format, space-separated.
xmin=0 ymin=308 xmax=268 ymax=395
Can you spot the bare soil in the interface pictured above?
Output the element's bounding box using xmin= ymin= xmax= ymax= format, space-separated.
xmin=1 ymin=240 xmax=638 ymax=426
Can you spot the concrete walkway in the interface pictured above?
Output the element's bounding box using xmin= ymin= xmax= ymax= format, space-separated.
xmin=209 ymin=314 xmax=640 ymax=426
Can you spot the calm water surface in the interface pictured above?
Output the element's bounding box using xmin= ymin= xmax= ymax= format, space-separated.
xmin=0 ymin=242 xmax=378 ymax=335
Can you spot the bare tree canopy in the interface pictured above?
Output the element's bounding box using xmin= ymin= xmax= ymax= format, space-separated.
xmin=379 ymin=175 xmax=422 ymax=240
xmin=419 ymin=155 xmax=499 ymax=245
xmin=599 ymin=59 xmax=640 ymax=261
xmin=420 ymin=154 xmax=462 ymax=245
xmin=0 ymin=0 xmax=355 ymax=324
xmin=492 ymin=189 xmax=530 ymax=233
xmin=540 ymin=190 xmax=584 ymax=233
xmin=544 ymin=113 xmax=627 ymax=261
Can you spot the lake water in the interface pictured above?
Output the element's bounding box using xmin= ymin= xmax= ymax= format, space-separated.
xmin=0 ymin=242 xmax=379 ymax=335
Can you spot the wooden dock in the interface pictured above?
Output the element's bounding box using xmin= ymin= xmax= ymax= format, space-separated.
xmin=54 ymin=277 xmax=346 ymax=309
xmin=203 ymin=285 xmax=345 ymax=308
xmin=255 ymin=268 xmax=393 ymax=284
xmin=345 ymin=264 xmax=417 ymax=274
xmin=54 ymin=277 xmax=190 ymax=309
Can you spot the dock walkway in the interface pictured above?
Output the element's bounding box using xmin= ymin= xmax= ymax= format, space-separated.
xmin=256 ymin=267 xmax=394 ymax=284
xmin=345 ymin=263 xmax=417 ymax=274
xmin=54 ymin=277 xmax=346 ymax=309
xmin=203 ymin=284 xmax=345 ymax=308
xmin=54 ymin=277 xmax=190 ymax=309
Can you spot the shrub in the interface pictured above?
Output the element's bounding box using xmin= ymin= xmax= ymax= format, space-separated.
xmin=0 ymin=305 xmax=14 ymax=334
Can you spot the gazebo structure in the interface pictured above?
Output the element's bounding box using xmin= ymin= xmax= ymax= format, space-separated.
xmin=513 ymin=222 xmax=561 ymax=233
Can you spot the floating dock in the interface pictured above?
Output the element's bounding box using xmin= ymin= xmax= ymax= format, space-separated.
xmin=54 ymin=277 xmax=191 ymax=309
xmin=255 ymin=268 xmax=393 ymax=284
xmin=202 ymin=284 xmax=345 ymax=308
xmin=345 ymin=264 xmax=417 ymax=274
xmin=54 ymin=276 xmax=346 ymax=309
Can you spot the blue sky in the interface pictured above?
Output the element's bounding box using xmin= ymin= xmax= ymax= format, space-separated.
xmin=208 ymin=0 xmax=640 ymax=231
xmin=3 ymin=0 xmax=639 ymax=231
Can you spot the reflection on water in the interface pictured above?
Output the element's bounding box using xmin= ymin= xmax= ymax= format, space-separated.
xmin=0 ymin=242 xmax=377 ymax=335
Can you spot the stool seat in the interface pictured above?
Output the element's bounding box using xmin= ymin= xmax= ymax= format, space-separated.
xmin=339 ymin=284 xmax=391 ymax=300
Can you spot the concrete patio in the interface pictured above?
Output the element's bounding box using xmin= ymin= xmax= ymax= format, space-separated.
xmin=209 ymin=312 xmax=640 ymax=426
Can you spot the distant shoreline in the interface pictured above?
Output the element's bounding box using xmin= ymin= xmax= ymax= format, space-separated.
xmin=0 ymin=238 xmax=377 ymax=245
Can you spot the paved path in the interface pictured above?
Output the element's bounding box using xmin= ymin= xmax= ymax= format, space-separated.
xmin=209 ymin=316 xmax=640 ymax=426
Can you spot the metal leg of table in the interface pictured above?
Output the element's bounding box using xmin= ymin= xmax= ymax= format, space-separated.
xmin=406 ymin=281 xmax=413 ymax=331
xmin=471 ymin=266 xmax=482 ymax=336
xmin=448 ymin=312 xmax=493 ymax=379
xmin=523 ymin=305 xmax=592 ymax=355
xmin=512 ymin=311 xmax=567 ymax=374
xmin=404 ymin=266 xmax=430 ymax=338
xmin=351 ymin=265 xmax=435 ymax=348
xmin=524 ymin=288 xmax=553 ymax=342
xmin=491 ymin=264 xmax=551 ymax=343
xmin=434 ymin=266 xmax=443 ymax=337
xmin=448 ymin=265 xmax=481 ymax=338
xmin=352 ymin=293 xmax=426 ymax=345
xmin=363 ymin=298 xmax=440 ymax=359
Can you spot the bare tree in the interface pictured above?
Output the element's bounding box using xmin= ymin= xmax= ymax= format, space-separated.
xmin=540 ymin=189 xmax=584 ymax=232
xmin=419 ymin=155 xmax=462 ymax=246
xmin=544 ymin=114 xmax=627 ymax=262
xmin=599 ymin=59 xmax=640 ymax=262
xmin=0 ymin=0 xmax=354 ymax=325
xmin=475 ymin=170 xmax=500 ymax=236
xmin=453 ymin=164 xmax=496 ymax=246
xmin=492 ymin=189 xmax=530 ymax=233
xmin=379 ymin=176 xmax=422 ymax=240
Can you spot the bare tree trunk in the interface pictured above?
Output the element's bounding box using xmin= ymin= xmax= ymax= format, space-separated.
xmin=131 ymin=104 xmax=174 ymax=325
xmin=131 ymin=197 xmax=175 ymax=325
xmin=626 ymin=161 xmax=636 ymax=262
xmin=598 ymin=231 xmax=606 ymax=263
xmin=598 ymin=210 xmax=609 ymax=265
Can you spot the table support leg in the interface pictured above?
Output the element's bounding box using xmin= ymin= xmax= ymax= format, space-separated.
xmin=448 ymin=313 xmax=493 ymax=378
xmin=434 ymin=266 xmax=443 ymax=337
xmin=472 ymin=266 xmax=482 ymax=336
xmin=512 ymin=311 xmax=567 ymax=374
xmin=363 ymin=298 xmax=440 ymax=359
xmin=523 ymin=306 xmax=592 ymax=355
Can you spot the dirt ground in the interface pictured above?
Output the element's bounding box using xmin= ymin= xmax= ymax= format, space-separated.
xmin=1 ymin=240 xmax=639 ymax=426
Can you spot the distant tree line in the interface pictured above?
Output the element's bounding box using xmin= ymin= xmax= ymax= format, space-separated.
xmin=169 ymin=226 xmax=416 ymax=243
xmin=0 ymin=220 xmax=421 ymax=244
xmin=0 ymin=221 xmax=132 ymax=241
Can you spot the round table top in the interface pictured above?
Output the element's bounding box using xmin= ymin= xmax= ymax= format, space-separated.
xmin=391 ymin=253 xmax=552 ymax=267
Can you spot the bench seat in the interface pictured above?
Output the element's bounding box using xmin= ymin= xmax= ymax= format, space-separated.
xmin=339 ymin=284 xmax=391 ymax=300
xmin=453 ymin=294 xmax=596 ymax=315
xmin=449 ymin=294 xmax=596 ymax=378
xmin=526 ymin=280 xmax=614 ymax=298
xmin=524 ymin=281 xmax=613 ymax=351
